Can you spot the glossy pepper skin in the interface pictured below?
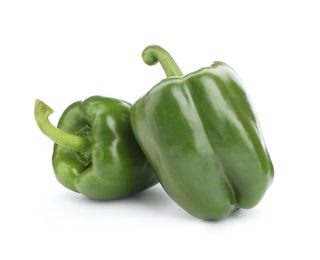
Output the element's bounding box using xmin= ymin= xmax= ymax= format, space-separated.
xmin=35 ymin=96 xmax=157 ymax=199
xmin=130 ymin=45 xmax=274 ymax=220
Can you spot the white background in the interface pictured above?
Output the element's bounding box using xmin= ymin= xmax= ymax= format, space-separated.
xmin=1 ymin=0 xmax=319 ymax=259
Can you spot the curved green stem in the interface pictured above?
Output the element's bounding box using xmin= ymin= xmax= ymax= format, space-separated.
xmin=34 ymin=99 xmax=91 ymax=154
xmin=142 ymin=45 xmax=183 ymax=77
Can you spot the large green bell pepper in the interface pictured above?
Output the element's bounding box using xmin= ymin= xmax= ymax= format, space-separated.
xmin=35 ymin=96 xmax=157 ymax=199
xmin=130 ymin=45 xmax=274 ymax=220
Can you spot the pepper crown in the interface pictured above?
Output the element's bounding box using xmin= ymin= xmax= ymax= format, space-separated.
xmin=34 ymin=99 xmax=92 ymax=156
xmin=142 ymin=45 xmax=183 ymax=77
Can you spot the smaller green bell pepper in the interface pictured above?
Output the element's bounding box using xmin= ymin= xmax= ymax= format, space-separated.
xmin=35 ymin=96 xmax=158 ymax=199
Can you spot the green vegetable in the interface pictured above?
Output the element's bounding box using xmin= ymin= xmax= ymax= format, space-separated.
xmin=35 ymin=96 xmax=158 ymax=199
xmin=130 ymin=45 xmax=274 ymax=220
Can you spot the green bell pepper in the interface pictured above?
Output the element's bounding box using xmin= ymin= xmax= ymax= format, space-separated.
xmin=35 ymin=96 xmax=158 ymax=200
xmin=130 ymin=45 xmax=274 ymax=220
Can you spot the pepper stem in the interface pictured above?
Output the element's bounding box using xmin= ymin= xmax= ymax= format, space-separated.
xmin=34 ymin=99 xmax=91 ymax=154
xmin=142 ymin=45 xmax=183 ymax=77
